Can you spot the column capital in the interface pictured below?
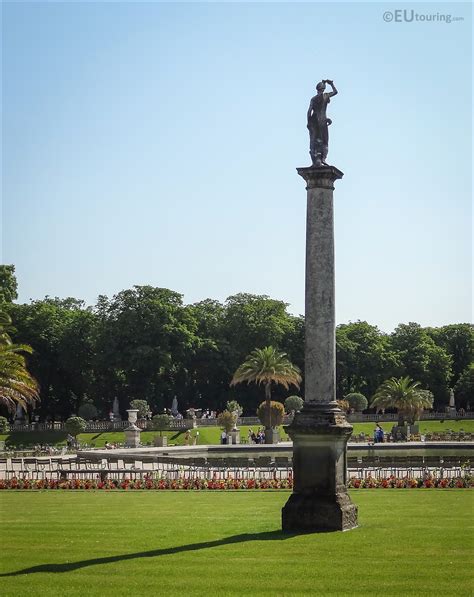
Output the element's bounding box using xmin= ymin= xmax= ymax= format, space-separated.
xmin=297 ymin=165 xmax=344 ymax=190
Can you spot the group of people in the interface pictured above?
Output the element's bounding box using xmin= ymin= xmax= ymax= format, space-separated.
xmin=200 ymin=410 xmax=217 ymax=420
xmin=33 ymin=443 xmax=65 ymax=455
xmin=247 ymin=428 xmax=266 ymax=444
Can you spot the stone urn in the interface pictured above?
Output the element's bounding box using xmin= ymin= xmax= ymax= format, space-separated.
xmin=126 ymin=409 xmax=139 ymax=424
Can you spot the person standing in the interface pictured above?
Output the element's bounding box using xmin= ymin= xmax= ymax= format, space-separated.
xmin=375 ymin=424 xmax=384 ymax=443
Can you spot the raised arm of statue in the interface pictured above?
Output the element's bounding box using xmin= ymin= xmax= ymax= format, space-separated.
xmin=324 ymin=80 xmax=338 ymax=98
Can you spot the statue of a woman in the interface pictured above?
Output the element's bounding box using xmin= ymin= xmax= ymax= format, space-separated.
xmin=307 ymin=79 xmax=338 ymax=167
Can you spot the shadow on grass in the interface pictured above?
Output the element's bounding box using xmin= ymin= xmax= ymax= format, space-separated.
xmin=0 ymin=530 xmax=301 ymax=577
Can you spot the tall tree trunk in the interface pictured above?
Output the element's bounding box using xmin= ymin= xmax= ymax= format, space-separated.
xmin=265 ymin=382 xmax=272 ymax=430
xmin=397 ymin=410 xmax=405 ymax=427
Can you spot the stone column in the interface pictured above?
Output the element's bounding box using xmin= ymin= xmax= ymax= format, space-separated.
xmin=282 ymin=166 xmax=358 ymax=532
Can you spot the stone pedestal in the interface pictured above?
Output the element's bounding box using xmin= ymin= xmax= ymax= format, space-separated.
xmin=264 ymin=429 xmax=279 ymax=444
xmin=229 ymin=429 xmax=241 ymax=445
xmin=391 ymin=423 xmax=419 ymax=441
xmin=124 ymin=424 xmax=141 ymax=448
xmin=282 ymin=403 xmax=357 ymax=531
xmin=282 ymin=166 xmax=358 ymax=532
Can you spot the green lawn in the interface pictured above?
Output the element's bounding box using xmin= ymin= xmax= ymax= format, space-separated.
xmin=0 ymin=491 xmax=472 ymax=596
xmin=0 ymin=426 xmax=287 ymax=448
xmin=350 ymin=419 xmax=474 ymax=435
xmin=1 ymin=419 xmax=473 ymax=448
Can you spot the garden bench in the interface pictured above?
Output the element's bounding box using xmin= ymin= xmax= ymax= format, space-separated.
xmin=0 ymin=457 xmax=9 ymax=478
xmin=57 ymin=468 xmax=150 ymax=481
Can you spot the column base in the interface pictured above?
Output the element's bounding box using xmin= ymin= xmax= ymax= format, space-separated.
xmin=282 ymin=401 xmax=358 ymax=532
xmin=282 ymin=490 xmax=358 ymax=532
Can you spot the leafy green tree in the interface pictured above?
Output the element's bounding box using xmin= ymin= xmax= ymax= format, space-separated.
xmin=280 ymin=315 xmax=305 ymax=384
xmin=345 ymin=392 xmax=368 ymax=412
xmin=223 ymin=295 xmax=300 ymax=413
xmin=230 ymin=346 xmax=301 ymax=433
xmin=284 ymin=395 xmax=304 ymax=413
xmin=371 ymin=377 xmax=434 ymax=425
xmin=336 ymin=321 xmax=397 ymax=400
xmin=0 ymin=416 xmax=9 ymax=432
xmin=427 ymin=324 xmax=474 ymax=387
xmin=223 ymin=294 xmax=295 ymax=367
xmin=8 ymin=298 xmax=97 ymax=420
xmin=65 ymin=415 xmax=87 ymax=437
xmin=93 ymin=286 xmax=200 ymax=414
xmin=454 ymin=364 xmax=474 ymax=408
xmin=389 ymin=323 xmax=452 ymax=406
xmin=184 ymin=300 xmax=233 ymax=412
xmin=0 ymin=265 xmax=18 ymax=303
xmin=130 ymin=399 xmax=151 ymax=418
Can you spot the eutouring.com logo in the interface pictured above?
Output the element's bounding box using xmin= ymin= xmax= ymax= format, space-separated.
xmin=383 ymin=10 xmax=464 ymax=23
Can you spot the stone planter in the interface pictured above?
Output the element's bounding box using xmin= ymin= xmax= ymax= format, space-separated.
xmin=228 ymin=429 xmax=241 ymax=445
xmin=265 ymin=428 xmax=280 ymax=444
xmin=391 ymin=424 xmax=419 ymax=441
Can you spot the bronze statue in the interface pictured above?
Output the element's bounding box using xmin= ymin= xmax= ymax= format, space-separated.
xmin=307 ymin=79 xmax=338 ymax=167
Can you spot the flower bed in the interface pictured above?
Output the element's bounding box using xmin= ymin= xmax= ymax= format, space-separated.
xmin=0 ymin=478 xmax=293 ymax=491
xmin=348 ymin=475 xmax=472 ymax=489
xmin=0 ymin=475 xmax=472 ymax=490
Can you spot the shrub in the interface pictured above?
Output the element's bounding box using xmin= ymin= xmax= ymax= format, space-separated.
xmin=226 ymin=400 xmax=243 ymax=417
xmin=337 ymin=399 xmax=350 ymax=413
xmin=217 ymin=410 xmax=236 ymax=433
xmin=78 ymin=402 xmax=98 ymax=420
xmin=345 ymin=393 xmax=368 ymax=412
xmin=0 ymin=416 xmax=9 ymax=433
xmin=151 ymin=414 xmax=171 ymax=436
xmin=130 ymin=399 xmax=151 ymax=419
xmin=65 ymin=416 xmax=87 ymax=437
xmin=257 ymin=401 xmax=285 ymax=428
xmin=284 ymin=395 xmax=304 ymax=413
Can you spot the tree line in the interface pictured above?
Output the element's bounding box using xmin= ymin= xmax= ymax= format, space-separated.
xmin=0 ymin=266 xmax=472 ymax=419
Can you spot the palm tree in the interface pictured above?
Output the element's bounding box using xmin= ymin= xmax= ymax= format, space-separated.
xmin=0 ymin=311 xmax=39 ymax=414
xmin=371 ymin=376 xmax=433 ymax=425
xmin=230 ymin=346 xmax=301 ymax=436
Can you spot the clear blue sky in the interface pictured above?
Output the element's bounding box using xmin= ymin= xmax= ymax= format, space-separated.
xmin=2 ymin=2 xmax=472 ymax=331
